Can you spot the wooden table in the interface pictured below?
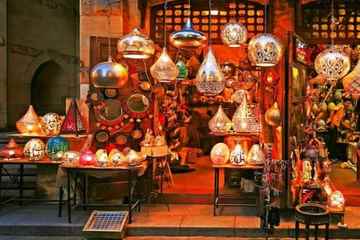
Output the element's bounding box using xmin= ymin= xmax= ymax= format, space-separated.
xmin=61 ymin=162 xmax=148 ymax=224
xmin=213 ymin=163 xmax=263 ymax=216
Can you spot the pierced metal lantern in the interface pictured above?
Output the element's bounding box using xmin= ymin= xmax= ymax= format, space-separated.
xmin=247 ymin=144 xmax=265 ymax=164
xmin=248 ymin=33 xmax=283 ymax=67
xmin=210 ymin=143 xmax=230 ymax=164
xmin=46 ymin=136 xmax=69 ymax=160
xmin=195 ymin=48 xmax=225 ymax=96
xmin=169 ymin=19 xmax=207 ymax=49
xmin=315 ymin=48 xmax=351 ymax=83
xmin=117 ymin=28 xmax=155 ymax=59
xmin=16 ymin=105 xmax=44 ymax=135
xmin=229 ymin=143 xmax=246 ymax=165
xmin=90 ymin=57 xmax=128 ymax=88
xmin=232 ymin=94 xmax=260 ymax=133
xmin=221 ymin=22 xmax=247 ymax=47
xmin=150 ymin=48 xmax=179 ymax=83
xmin=24 ymin=138 xmax=46 ymax=161
xmin=41 ymin=113 xmax=63 ymax=136
xmin=208 ymin=105 xmax=232 ymax=133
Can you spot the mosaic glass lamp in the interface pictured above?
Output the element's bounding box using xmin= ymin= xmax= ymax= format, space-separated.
xmin=96 ymin=149 xmax=109 ymax=167
xmin=117 ymin=28 xmax=155 ymax=59
xmin=90 ymin=57 xmax=128 ymax=88
xmin=208 ymin=105 xmax=232 ymax=133
xmin=265 ymin=102 xmax=281 ymax=127
xmin=41 ymin=113 xmax=63 ymax=136
xmin=248 ymin=33 xmax=283 ymax=67
xmin=247 ymin=144 xmax=265 ymax=164
xmin=24 ymin=138 xmax=46 ymax=161
xmin=109 ymin=149 xmax=127 ymax=166
xmin=176 ymin=59 xmax=188 ymax=80
xmin=63 ymin=151 xmax=80 ymax=164
xmin=16 ymin=105 xmax=44 ymax=135
xmin=150 ymin=48 xmax=179 ymax=83
xmin=229 ymin=143 xmax=246 ymax=165
xmin=315 ymin=48 xmax=351 ymax=83
xmin=210 ymin=143 xmax=230 ymax=164
xmin=0 ymin=139 xmax=23 ymax=158
xmin=232 ymin=94 xmax=260 ymax=133
xmin=79 ymin=149 xmax=96 ymax=166
xmin=169 ymin=19 xmax=207 ymax=49
xmin=195 ymin=48 xmax=225 ymax=96
xmin=221 ymin=22 xmax=247 ymax=47
xmin=46 ymin=136 xmax=69 ymax=160
xmin=329 ymin=190 xmax=345 ymax=208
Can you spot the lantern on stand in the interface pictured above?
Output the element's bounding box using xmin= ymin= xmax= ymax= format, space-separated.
xmin=79 ymin=150 xmax=96 ymax=166
xmin=24 ymin=138 xmax=46 ymax=161
xmin=46 ymin=136 xmax=69 ymax=160
xmin=0 ymin=139 xmax=23 ymax=158
xmin=208 ymin=105 xmax=232 ymax=133
xmin=210 ymin=143 xmax=230 ymax=164
xmin=16 ymin=105 xmax=44 ymax=135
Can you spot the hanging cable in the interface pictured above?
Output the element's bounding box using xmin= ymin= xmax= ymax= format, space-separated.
xmin=164 ymin=0 xmax=168 ymax=48
xmin=208 ymin=0 xmax=212 ymax=46
xmin=330 ymin=0 xmax=335 ymax=46
xmin=106 ymin=0 xmax=112 ymax=60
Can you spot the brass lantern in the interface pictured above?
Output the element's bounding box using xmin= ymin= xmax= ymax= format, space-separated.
xmin=195 ymin=48 xmax=225 ymax=96
xmin=315 ymin=48 xmax=351 ymax=83
xmin=247 ymin=144 xmax=265 ymax=164
xmin=150 ymin=48 xmax=179 ymax=83
xmin=210 ymin=143 xmax=230 ymax=164
xmin=24 ymin=138 xmax=46 ymax=161
xmin=16 ymin=105 xmax=44 ymax=135
xmin=117 ymin=28 xmax=155 ymax=59
xmin=208 ymin=105 xmax=232 ymax=133
xmin=229 ymin=143 xmax=246 ymax=165
xmin=248 ymin=33 xmax=283 ymax=67
xmin=169 ymin=19 xmax=207 ymax=49
xmin=221 ymin=22 xmax=247 ymax=47
xmin=90 ymin=57 xmax=128 ymax=88
xmin=232 ymin=94 xmax=260 ymax=133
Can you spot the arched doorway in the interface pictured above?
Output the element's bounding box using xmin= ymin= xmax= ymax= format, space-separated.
xmin=31 ymin=61 xmax=67 ymax=115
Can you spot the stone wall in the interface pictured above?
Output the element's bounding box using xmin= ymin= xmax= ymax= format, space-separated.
xmin=0 ymin=0 xmax=7 ymax=129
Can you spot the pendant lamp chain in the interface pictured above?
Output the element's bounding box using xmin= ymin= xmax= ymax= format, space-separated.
xmin=163 ymin=0 xmax=168 ymax=48
xmin=208 ymin=0 xmax=212 ymax=46
xmin=264 ymin=1 xmax=267 ymax=33
xmin=330 ymin=0 xmax=335 ymax=46
xmin=106 ymin=0 xmax=112 ymax=59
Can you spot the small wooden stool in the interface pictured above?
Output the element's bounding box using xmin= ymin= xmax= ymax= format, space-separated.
xmin=295 ymin=203 xmax=330 ymax=240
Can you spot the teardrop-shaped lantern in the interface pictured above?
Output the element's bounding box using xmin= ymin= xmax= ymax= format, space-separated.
xmin=16 ymin=105 xmax=44 ymax=135
xmin=150 ymin=48 xmax=179 ymax=83
xmin=176 ymin=59 xmax=188 ymax=80
xmin=210 ymin=143 xmax=230 ymax=164
xmin=169 ymin=19 xmax=207 ymax=49
xmin=90 ymin=57 xmax=128 ymax=88
xmin=247 ymin=144 xmax=265 ymax=165
xmin=229 ymin=143 xmax=246 ymax=165
xmin=248 ymin=33 xmax=283 ymax=67
xmin=117 ymin=28 xmax=155 ymax=59
xmin=232 ymin=94 xmax=260 ymax=133
xmin=265 ymin=102 xmax=281 ymax=127
xmin=221 ymin=22 xmax=248 ymax=47
xmin=195 ymin=48 xmax=225 ymax=96
xmin=208 ymin=105 xmax=232 ymax=133
xmin=315 ymin=47 xmax=351 ymax=83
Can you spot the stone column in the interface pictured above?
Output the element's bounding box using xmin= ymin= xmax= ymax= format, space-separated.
xmin=0 ymin=0 xmax=7 ymax=129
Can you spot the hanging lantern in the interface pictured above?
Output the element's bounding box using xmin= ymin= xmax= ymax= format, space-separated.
xmin=210 ymin=143 xmax=230 ymax=164
xmin=221 ymin=22 xmax=247 ymax=47
xmin=79 ymin=150 xmax=96 ymax=166
xmin=169 ymin=19 xmax=207 ymax=49
xmin=247 ymin=144 xmax=265 ymax=165
xmin=41 ymin=113 xmax=63 ymax=136
xmin=263 ymin=68 xmax=280 ymax=86
xmin=248 ymin=33 xmax=283 ymax=67
xmin=0 ymin=139 xmax=23 ymax=158
xmin=63 ymin=151 xmax=80 ymax=164
xmin=117 ymin=28 xmax=155 ymax=59
xmin=90 ymin=57 xmax=128 ymax=88
xmin=329 ymin=190 xmax=345 ymax=208
xmin=109 ymin=149 xmax=127 ymax=166
xmin=46 ymin=136 xmax=69 ymax=160
xmin=24 ymin=138 xmax=46 ymax=161
xmin=315 ymin=48 xmax=351 ymax=83
xmin=176 ymin=59 xmax=188 ymax=80
xmin=195 ymin=48 xmax=225 ymax=96
xmin=232 ymin=94 xmax=260 ymax=133
xmin=96 ymin=149 xmax=109 ymax=167
xmin=229 ymin=143 xmax=246 ymax=165
xmin=208 ymin=105 xmax=232 ymax=133
xmin=265 ymin=102 xmax=281 ymax=127
xmin=16 ymin=105 xmax=44 ymax=135
xmin=150 ymin=48 xmax=179 ymax=83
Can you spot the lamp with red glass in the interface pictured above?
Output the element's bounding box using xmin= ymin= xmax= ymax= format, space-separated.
xmin=79 ymin=149 xmax=96 ymax=166
xmin=263 ymin=68 xmax=280 ymax=87
xmin=0 ymin=139 xmax=23 ymax=159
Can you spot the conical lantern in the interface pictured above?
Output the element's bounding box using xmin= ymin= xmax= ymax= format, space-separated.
xmin=221 ymin=22 xmax=247 ymax=47
xmin=117 ymin=28 xmax=155 ymax=59
xmin=150 ymin=48 xmax=179 ymax=83
xmin=315 ymin=47 xmax=350 ymax=83
xmin=232 ymin=94 xmax=260 ymax=133
xmin=248 ymin=33 xmax=283 ymax=67
xmin=229 ymin=143 xmax=246 ymax=165
xmin=176 ymin=59 xmax=188 ymax=80
xmin=210 ymin=143 xmax=230 ymax=164
xmin=195 ymin=48 xmax=225 ymax=96
xmin=247 ymin=144 xmax=265 ymax=164
xmin=208 ymin=105 xmax=232 ymax=133
xmin=16 ymin=105 xmax=44 ymax=135
xmin=169 ymin=19 xmax=207 ymax=49
xmin=90 ymin=57 xmax=128 ymax=88
xmin=0 ymin=139 xmax=23 ymax=158
xmin=265 ymin=102 xmax=281 ymax=127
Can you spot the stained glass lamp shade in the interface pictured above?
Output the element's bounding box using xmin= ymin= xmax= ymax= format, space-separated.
xmin=24 ymin=138 xmax=46 ymax=161
xmin=46 ymin=136 xmax=69 ymax=160
xmin=16 ymin=105 xmax=44 ymax=135
xmin=41 ymin=113 xmax=63 ymax=136
xmin=176 ymin=59 xmax=188 ymax=80
xmin=61 ymin=99 xmax=86 ymax=134
xmin=208 ymin=105 xmax=232 ymax=133
xmin=117 ymin=28 xmax=155 ymax=59
xmin=229 ymin=143 xmax=246 ymax=165
xmin=0 ymin=139 xmax=23 ymax=158
xmin=221 ymin=22 xmax=247 ymax=47
xmin=169 ymin=19 xmax=207 ymax=49
xmin=248 ymin=33 xmax=283 ymax=67
xmin=150 ymin=48 xmax=179 ymax=83
xmin=232 ymin=94 xmax=260 ymax=133
xmin=210 ymin=143 xmax=230 ymax=164
xmin=79 ymin=150 xmax=96 ymax=166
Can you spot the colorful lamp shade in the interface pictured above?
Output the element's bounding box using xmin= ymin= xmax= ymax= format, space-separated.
xmin=221 ymin=22 xmax=248 ymax=47
xmin=79 ymin=150 xmax=96 ymax=166
xmin=117 ymin=28 xmax=155 ymax=59
xmin=195 ymin=48 xmax=225 ymax=96
xmin=315 ymin=48 xmax=351 ymax=83
xmin=248 ymin=33 xmax=283 ymax=67
xmin=63 ymin=151 xmax=80 ymax=163
xmin=46 ymin=136 xmax=69 ymax=160
xmin=247 ymin=144 xmax=265 ymax=164
xmin=265 ymin=102 xmax=281 ymax=127
xmin=90 ymin=57 xmax=128 ymax=88
xmin=232 ymin=94 xmax=260 ymax=133
xmin=16 ymin=105 xmax=44 ymax=135
xmin=229 ymin=143 xmax=246 ymax=165
xmin=208 ymin=105 xmax=232 ymax=133
xmin=169 ymin=19 xmax=207 ymax=49
xmin=24 ymin=138 xmax=46 ymax=161
xmin=329 ymin=190 xmax=345 ymax=208
xmin=41 ymin=113 xmax=63 ymax=136
xmin=176 ymin=59 xmax=188 ymax=80
xmin=61 ymin=99 xmax=86 ymax=134
xmin=109 ymin=149 xmax=127 ymax=166
xmin=150 ymin=48 xmax=179 ymax=83
xmin=96 ymin=149 xmax=109 ymax=167
xmin=0 ymin=139 xmax=23 ymax=158
xmin=210 ymin=143 xmax=230 ymax=164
